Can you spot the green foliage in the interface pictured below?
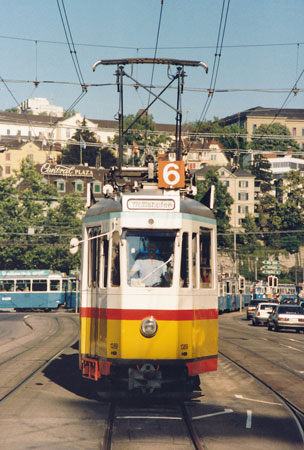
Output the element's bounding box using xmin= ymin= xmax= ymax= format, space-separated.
xmin=62 ymin=118 xmax=110 ymax=167
xmin=0 ymin=159 xmax=85 ymax=272
xmin=111 ymin=113 xmax=171 ymax=165
xmin=250 ymin=123 xmax=300 ymax=152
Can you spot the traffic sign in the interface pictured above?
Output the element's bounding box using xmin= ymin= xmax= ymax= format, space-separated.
xmin=262 ymin=270 xmax=281 ymax=275
xmin=262 ymin=260 xmax=280 ymax=266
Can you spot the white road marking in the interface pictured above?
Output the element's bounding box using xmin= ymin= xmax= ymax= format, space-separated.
xmin=235 ymin=394 xmax=282 ymax=406
xmin=279 ymin=344 xmax=303 ymax=352
xmin=246 ymin=410 xmax=252 ymax=428
xmin=116 ymin=415 xmax=182 ymax=420
xmin=192 ymin=408 xmax=233 ymax=420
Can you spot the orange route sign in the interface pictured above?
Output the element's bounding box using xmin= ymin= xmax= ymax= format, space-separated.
xmin=158 ymin=161 xmax=185 ymax=188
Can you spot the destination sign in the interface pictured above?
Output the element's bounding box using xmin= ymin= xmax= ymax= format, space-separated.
xmin=126 ymin=199 xmax=176 ymax=211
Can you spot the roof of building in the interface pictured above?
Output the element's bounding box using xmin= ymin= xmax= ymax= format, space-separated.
xmin=194 ymin=165 xmax=254 ymax=178
xmin=219 ymin=107 xmax=304 ymax=126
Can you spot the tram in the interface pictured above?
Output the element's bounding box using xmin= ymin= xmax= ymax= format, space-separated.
xmin=74 ymin=56 xmax=217 ymax=393
xmin=77 ymin=166 xmax=218 ymax=393
xmin=0 ymin=270 xmax=77 ymax=311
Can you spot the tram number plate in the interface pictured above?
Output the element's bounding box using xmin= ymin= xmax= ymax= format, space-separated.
xmin=158 ymin=161 xmax=185 ymax=188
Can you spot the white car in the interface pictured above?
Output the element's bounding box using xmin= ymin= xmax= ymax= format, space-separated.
xmin=268 ymin=305 xmax=304 ymax=333
xmin=252 ymin=302 xmax=277 ymax=326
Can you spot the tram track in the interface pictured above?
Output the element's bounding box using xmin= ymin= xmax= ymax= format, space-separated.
xmin=101 ymin=398 xmax=205 ymax=450
xmin=0 ymin=313 xmax=79 ymax=404
xmin=219 ymin=350 xmax=304 ymax=440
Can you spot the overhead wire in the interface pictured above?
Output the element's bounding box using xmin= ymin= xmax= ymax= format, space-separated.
xmin=0 ymin=33 xmax=303 ymax=51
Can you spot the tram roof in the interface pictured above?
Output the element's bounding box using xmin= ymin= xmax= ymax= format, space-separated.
xmin=85 ymin=186 xmax=214 ymax=220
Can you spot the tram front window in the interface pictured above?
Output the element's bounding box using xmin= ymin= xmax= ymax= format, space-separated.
xmin=127 ymin=231 xmax=175 ymax=287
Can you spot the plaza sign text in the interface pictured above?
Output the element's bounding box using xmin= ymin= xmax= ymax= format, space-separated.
xmin=40 ymin=163 xmax=94 ymax=177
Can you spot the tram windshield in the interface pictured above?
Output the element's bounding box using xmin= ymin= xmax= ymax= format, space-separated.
xmin=126 ymin=230 xmax=175 ymax=287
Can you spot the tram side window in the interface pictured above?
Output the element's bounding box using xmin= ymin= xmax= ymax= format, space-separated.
xmin=88 ymin=227 xmax=101 ymax=288
xmin=192 ymin=233 xmax=197 ymax=288
xmin=101 ymin=237 xmax=109 ymax=288
xmin=199 ymin=228 xmax=212 ymax=288
xmin=16 ymin=280 xmax=31 ymax=292
xmin=32 ymin=279 xmax=47 ymax=292
xmin=50 ymin=280 xmax=60 ymax=291
xmin=180 ymin=232 xmax=189 ymax=287
xmin=111 ymin=231 xmax=120 ymax=287
xmin=1 ymin=280 xmax=14 ymax=292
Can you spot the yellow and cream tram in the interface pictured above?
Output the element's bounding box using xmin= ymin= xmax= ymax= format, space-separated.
xmin=78 ymin=163 xmax=218 ymax=393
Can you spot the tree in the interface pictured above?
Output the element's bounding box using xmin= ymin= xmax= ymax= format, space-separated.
xmin=62 ymin=118 xmax=106 ymax=167
xmin=0 ymin=159 xmax=85 ymax=271
xmin=249 ymin=154 xmax=272 ymax=192
xmin=250 ymin=123 xmax=300 ymax=152
xmin=196 ymin=168 xmax=233 ymax=247
xmin=111 ymin=112 xmax=171 ymax=165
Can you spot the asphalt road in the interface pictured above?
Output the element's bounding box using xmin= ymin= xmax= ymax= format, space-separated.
xmin=0 ymin=311 xmax=303 ymax=449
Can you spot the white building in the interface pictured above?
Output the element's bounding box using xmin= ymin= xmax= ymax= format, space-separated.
xmin=19 ymin=98 xmax=65 ymax=117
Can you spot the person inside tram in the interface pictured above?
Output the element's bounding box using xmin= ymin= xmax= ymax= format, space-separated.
xmin=202 ymin=268 xmax=211 ymax=283
xmin=130 ymin=241 xmax=171 ymax=287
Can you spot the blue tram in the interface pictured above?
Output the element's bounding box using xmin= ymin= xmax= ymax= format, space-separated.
xmin=0 ymin=270 xmax=78 ymax=311
xmin=218 ymin=275 xmax=251 ymax=313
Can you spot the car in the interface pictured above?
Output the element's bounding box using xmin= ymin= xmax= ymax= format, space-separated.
xmin=246 ymin=299 xmax=266 ymax=320
xmin=268 ymin=305 xmax=304 ymax=333
xmin=252 ymin=302 xmax=277 ymax=326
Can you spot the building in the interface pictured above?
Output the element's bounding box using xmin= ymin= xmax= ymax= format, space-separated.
xmin=185 ymin=138 xmax=229 ymax=171
xmin=0 ymin=140 xmax=61 ymax=178
xmin=219 ymin=107 xmax=304 ymax=150
xmin=36 ymin=162 xmax=106 ymax=205
xmin=19 ymin=97 xmax=64 ymax=117
xmin=195 ymin=165 xmax=255 ymax=229
xmin=0 ymin=110 xmax=176 ymax=150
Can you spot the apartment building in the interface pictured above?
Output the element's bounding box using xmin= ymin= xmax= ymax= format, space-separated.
xmin=195 ymin=165 xmax=255 ymax=229
xmin=219 ymin=107 xmax=304 ymax=149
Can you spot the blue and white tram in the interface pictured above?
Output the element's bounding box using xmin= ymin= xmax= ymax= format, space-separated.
xmin=0 ymin=270 xmax=78 ymax=311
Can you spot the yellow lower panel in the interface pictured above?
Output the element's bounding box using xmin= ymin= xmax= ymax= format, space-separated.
xmin=80 ymin=317 xmax=218 ymax=361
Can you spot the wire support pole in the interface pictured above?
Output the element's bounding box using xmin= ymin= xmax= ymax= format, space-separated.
xmin=117 ymin=65 xmax=124 ymax=175
xmin=175 ymin=66 xmax=184 ymax=160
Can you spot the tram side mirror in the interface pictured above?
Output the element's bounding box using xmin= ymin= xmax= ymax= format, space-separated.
xmin=70 ymin=237 xmax=80 ymax=254
xmin=200 ymin=185 xmax=215 ymax=210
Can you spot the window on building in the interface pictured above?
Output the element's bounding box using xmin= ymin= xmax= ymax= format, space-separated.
xmin=211 ymin=154 xmax=217 ymax=161
xmin=5 ymin=153 xmax=10 ymax=161
xmin=17 ymin=130 xmax=21 ymax=136
xmin=55 ymin=180 xmax=66 ymax=192
xmin=93 ymin=182 xmax=101 ymax=194
xmin=28 ymin=154 xmax=34 ymax=162
xmin=66 ymin=129 xmax=71 ymax=138
xmin=238 ymin=192 xmax=249 ymax=201
xmin=238 ymin=219 xmax=244 ymax=225
xmin=222 ymin=180 xmax=230 ymax=187
xmin=252 ymin=124 xmax=257 ymax=132
xmin=7 ymin=129 xmax=10 ymax=135
xmin=73 ymin=180 xmax=83 ymax=192
xmin=239 ymin=180 xmax=249 ymax=188
xmin=292 ymin=127 xmax=296 ymax=136
xmin=238 ymin=205 xmax=249 ymax=213
xmin=5 ymin=166 xmax=11 ymax=175
xmin=302 ymin=129 xmax=304 ymax=136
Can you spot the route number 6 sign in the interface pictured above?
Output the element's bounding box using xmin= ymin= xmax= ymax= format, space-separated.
xmin=158 ymin=161 xmax=185 ymax=188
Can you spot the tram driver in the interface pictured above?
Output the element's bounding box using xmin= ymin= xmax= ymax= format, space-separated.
xmin=129 ymin=241 xmax=172 ymax=287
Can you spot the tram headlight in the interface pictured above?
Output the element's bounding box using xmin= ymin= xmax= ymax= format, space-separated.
xmin=140 ymin=317 xmax=158 ymax=338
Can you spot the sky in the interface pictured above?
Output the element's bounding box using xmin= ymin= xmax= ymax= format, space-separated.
xmin=1 ymin=0 xmax=304 ymax=124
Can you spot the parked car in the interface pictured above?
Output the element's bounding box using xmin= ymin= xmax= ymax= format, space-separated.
xmin=252 ymin=302 xmax=277 ymax=326
xmin=246 ymin=299 xmax=266 ymax=320
xmin=268 ymin=305 xmax=304 ymax=333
